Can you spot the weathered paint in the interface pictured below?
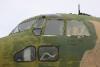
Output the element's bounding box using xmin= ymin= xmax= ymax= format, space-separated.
xmin=0 ymin=14 xmax=99 ymax=67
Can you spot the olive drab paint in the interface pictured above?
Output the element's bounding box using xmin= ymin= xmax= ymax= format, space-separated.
xmin=0 ymin=14 xmax=100 ymax=67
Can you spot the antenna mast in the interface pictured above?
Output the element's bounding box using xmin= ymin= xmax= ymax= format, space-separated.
xmin=78 ymin=4 xmax=80 ymax=15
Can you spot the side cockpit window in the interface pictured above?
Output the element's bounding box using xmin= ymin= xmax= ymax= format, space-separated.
xmin=14 ymin=46 xmax=59 ymax=62
xmin=66 ymin=20 xmax=90 ymax=37
xmin=38 ymin=46 xmax=59 ymax=61
xmin=14 ymin=46 xmax=36 ymax=62
xmin=44 ymin=19 xmax=64 ymax=36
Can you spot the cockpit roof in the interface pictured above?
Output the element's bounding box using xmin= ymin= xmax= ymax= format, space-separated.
xmin=10 ymin=13 xmax=97 ymax=36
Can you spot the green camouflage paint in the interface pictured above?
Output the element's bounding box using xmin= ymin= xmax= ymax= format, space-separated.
xmin=0 ymin=14 xmax=98 ymax=67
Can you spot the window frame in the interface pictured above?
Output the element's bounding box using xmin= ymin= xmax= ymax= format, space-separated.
xmin=38 ymin=45 xmax=59 ymax=62
xmin=14 ymin=45 xmax=36 ymax=62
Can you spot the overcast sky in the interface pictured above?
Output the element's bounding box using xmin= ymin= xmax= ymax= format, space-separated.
xmin=0 ymin=0 xmax=100 ymax=38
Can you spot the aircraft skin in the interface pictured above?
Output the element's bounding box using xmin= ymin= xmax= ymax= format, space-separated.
xmin=0 ymin=14 xmax=100 ymax=67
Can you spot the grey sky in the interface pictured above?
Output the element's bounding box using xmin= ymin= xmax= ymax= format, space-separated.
xmin=0 ymin=0 xmax=100 ymax=38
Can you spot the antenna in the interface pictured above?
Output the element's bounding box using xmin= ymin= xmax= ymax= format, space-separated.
xmin=77 ymin=4 xmax=91 ymax=16
xmin=78 ymin=4 xmax=80 ymax=15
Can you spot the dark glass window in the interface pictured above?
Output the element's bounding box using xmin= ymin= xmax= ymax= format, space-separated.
xmin=44 ymin=19 xmax=64 ymax=36
xmin=66 ymin=20 xmax=90 ymax=37
xmin=33 ymin=28 xmax=42 ymax=36
xmin=14 ymin=46 xmax=36 ymax=62
xmin=39 ymin=46 xmax=59 ymax=61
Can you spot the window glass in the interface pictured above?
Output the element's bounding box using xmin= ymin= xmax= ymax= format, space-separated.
xmin=14 ymin=46 xmax=36 ymax=62
xmin=18 ymin=19 xmax=36 ymax=32
xmin=34 ymin=17 xmax=45 ymax=28
xmin=44 ymin=19 xmax=64 ymax=35
xmin=39 ymin=46 xmax=59 ymax=61
xmin=33 ymin=28 xmax=42 ymax=36
xmin=10 ymin=18 xmax=36 ymax=34
xmin=10 ymin=26 xmax=19 ymax=34
xmin=66 ymin=20 xmax=90 ymax=36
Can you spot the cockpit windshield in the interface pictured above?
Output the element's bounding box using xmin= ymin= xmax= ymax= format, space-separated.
xmin=10 ymin=18 xmax=36 ymax=34
xmin=10 ymin=16 xmax=46 ymax=34
xmin=10 ymin=15 xmax=90 ymax=37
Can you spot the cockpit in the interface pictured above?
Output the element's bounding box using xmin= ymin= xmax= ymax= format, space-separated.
xmin=12 ymin=14 xmax=93 ymax=63
xmin=10 ymin=15 xmax=90 ymax=37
